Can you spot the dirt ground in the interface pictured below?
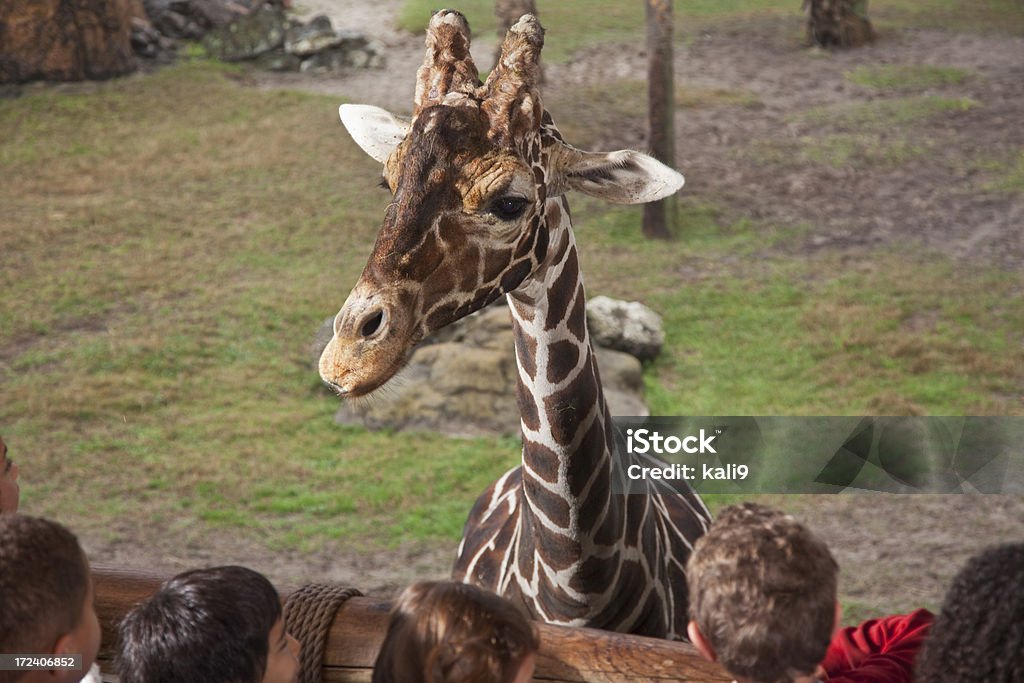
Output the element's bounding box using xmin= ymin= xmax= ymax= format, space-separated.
xmin=88 ymin=3 xmax=1024 ymax=622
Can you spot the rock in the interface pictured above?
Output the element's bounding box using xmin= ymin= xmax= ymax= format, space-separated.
xmin=364 ymin=41 xmax=386 ymax=69
xmin=130 ymin=16 xmax=163 ymax=58
xmin=173 ymin=0 xmax=243 ymax=30
xmin=586 ymin=296 xmax=665 ymax=362
xmin=316 ymin=299 xmax=653 ymax=437
xmin=296 ymin=40 xmax=383 ymax=74
xmin=0 ymin=0 xmax=141 ymax=83
xmin=333 ymin=342 xmax=521 ymax=438
xmin=605 ymin=388 xmax=650 ymax=418
xmin=299 ymin=49 xmax=346 ymax=74
xmin=426 ymin=303 xmax=514 ymax=350
xmin=594 ymin=347 xmax=644 ymax=395
xmin=201 ymin=4 xmax=286 ymax=61
xmin=284 ymin=15 xmax=344 ymax=56
xmin=253 ymin=49 xmax=302 ymax=72
xmin=154 ymin=9 xmax=202 ymax=40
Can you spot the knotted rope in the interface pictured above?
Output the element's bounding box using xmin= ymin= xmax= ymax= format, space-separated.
xmin=283 ymin=583 xmax=363 ymax=683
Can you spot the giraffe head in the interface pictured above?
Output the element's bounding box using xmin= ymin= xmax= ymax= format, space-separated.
xmin=319 ymin=10 xmax=683 ymax=397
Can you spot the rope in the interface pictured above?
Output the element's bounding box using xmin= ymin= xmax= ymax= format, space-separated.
xmin=283 ymin=583 xmax=363 ymax=683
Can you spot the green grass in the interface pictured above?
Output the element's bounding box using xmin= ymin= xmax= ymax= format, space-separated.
xmin=846 ymin=64 xmax=971 ymax=91
xmin=801 ymin=96 xmax=979 ymax=130
xmin=978 ymin=148 xmax=1024 ymax=194
xmin=396 ymin=0 xmax=803 ymax=62
xmin=396 ymin=0 xmax=1024 ymax=64
xmin=567 ymin=202 xmax=1024 ymax=418
xmin=547 ymin=80 xmax=761 ymax=148
xmin=742 ymin=95 xmax=979 ymax=169
xmin=746 ymin=132 xmax=931 ymax=169
xmin=871 ymin=0 xmax=1024 ymax=36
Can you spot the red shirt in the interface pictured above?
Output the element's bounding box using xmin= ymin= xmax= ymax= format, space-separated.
xmin=822 ymin=609 xmax=934 ymax=683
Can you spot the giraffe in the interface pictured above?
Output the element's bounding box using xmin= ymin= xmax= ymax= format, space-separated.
xmin=318 ymin=10 xmax=711 ymax=639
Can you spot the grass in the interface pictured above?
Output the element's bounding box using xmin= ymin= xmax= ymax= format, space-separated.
xmin=845 ymin=64 xmax=971 ymax=91
xmin=742 ymin=95 xmax=979 ymax=169
xmin=547 ymin=80 xmax=761 ymax=148
xmin=396 ymin=0 xmax=803 ymax=62
xmin=871 ymin=0 xmax=1024 ymax=36
xmin=568 ymin=202 xmax=1024 ymax=418
xmin=801 ymin=96 xmax=979 ymax=130
xmin=396 ymin=0 xmax=1024 ymax=63
xmin=979 ymin=148 xmax=1024 ymax=194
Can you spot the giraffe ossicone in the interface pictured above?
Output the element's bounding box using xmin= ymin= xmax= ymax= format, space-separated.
xmin=319 ymin=9 xmax=708 ymax=639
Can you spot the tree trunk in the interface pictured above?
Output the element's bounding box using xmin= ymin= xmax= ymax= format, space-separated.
xmin=0 ymin=0 xmax=141 ymax=84
xmin=494 ymin=0 xmax=541 ymax=81
xmin=642 ymin=0 xmax=676 ymax=239
xmin=804 ymin=0 xmax=875 ymax=49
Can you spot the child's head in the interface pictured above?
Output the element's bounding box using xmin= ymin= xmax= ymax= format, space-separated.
xmin=0 ymin=514 xmax=101 ymax=683
xmin=686 ymin=503 xmax=839 ymax=683
xmin=372 ymin=581 xmax=539 ymax=683
xmin=117 ymin=565 xmax=300 ymax=683
xmin=0 ymin=436 xmax=20 ymax=513
xmin=915 ymin=542 xmax=1024 ymax=683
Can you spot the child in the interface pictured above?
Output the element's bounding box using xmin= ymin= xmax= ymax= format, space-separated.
xmin=0 ymin=514 xmax=102 ymax=683
xmin=373 ymin=581 xmax=539 ymax=683
xmin=117 ymin=565 xmax=300 ymax=683
xmin=686 ymin=503 xmax=933 ymax=683
xmin=0 ymin=436 xmax=20 ymax=513
xmin=914 ymin=542 xmax=1024 ymax=683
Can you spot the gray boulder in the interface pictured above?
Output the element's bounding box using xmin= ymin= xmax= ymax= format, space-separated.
xmin=284 ymin=15 xmax=344 ymax=56
xmin=586 ymin=295 xmax=665 ymax=362
xmin=201 ymin=5 xmax=286 ymax=61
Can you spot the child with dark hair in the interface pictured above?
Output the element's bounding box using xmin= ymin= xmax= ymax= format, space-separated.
xmin=914 ymin=542 xmax=1024 ymax=683
xmin=0 ymin=514 xmax=102 ymax=683
xmin=372 ymin=581 xmax=539 ymax=683
xmin=686 ymin=503 xmax=933 ymax=683
xmin=117 ymin=565 xmax=300 ymax=683
xmin=0 ymin=436 xmax=20 ymax=513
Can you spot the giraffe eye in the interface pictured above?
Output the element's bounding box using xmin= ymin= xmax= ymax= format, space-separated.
xmin=490 ymin=196 xmax=529 ymax=221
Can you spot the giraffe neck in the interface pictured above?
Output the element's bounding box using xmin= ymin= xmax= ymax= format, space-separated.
xmin=504 ymin=195 xmax=623 ymax=606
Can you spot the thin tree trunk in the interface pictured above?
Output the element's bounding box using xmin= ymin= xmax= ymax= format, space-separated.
xmin=804 ymin=0 xmax=874 ymax=48
xmin=494 ymin=0 xmax=541 ymax=81
xmin=643 ymin=0 xmax=676 ymax=239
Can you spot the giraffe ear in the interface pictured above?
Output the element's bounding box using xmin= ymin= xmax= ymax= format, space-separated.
xmin=339 ymin=104 xmax=410 ymax=164
xmin=560 ymin=149 xmax=684 ymax=204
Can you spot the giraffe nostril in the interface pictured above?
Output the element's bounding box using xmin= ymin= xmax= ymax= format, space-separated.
xmin=359 ymin=310 xmax=386 ymax=338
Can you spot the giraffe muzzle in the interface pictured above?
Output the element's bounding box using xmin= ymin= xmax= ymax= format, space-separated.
xmin=319 ymin=289 xmax=414 ymax=397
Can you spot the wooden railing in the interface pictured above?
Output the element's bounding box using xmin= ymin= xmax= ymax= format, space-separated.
xmin=92 ymin=566 xmax=730 ymax=683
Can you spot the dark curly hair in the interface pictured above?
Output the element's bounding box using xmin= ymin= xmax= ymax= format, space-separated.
xmin=915 ymin=542 xmax=1024 ymax=683
xmin=117 ymin=566 xmax=282 ymax=683
xmin=0 ymin=514 xmax=90 ymax=664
